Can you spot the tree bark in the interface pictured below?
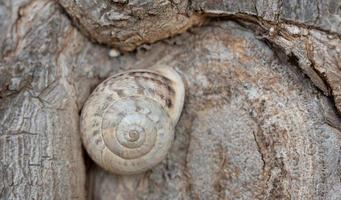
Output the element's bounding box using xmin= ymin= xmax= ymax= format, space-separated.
xmin=0 ymin=0 xmax=340 ymax=200
xmin=192 ymin=0 xmax=341 ymax=117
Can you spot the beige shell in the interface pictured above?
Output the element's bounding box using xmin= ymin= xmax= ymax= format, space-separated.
xmin=80 ymin=67 xmax=185 ymax=175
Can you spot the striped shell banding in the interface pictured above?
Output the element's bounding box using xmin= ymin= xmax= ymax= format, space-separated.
xmin=80 ymin=67 xmax=185 ymax=175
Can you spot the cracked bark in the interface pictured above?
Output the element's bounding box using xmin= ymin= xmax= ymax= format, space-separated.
xmin=1 ymin=0 xmax=341 ymax=199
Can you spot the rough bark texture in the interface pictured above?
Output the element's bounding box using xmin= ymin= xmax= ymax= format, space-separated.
xmin=59 ymin=0 xmax=205 ymax=52
xmin=192 ymin=0 xmax=341 ymax=121
xmin=58 ymin=0 xmax=341 ymax=114
xmin=193 ymin=0 xmax=341 ymax=34
xmin=0 ymin=1 xmax=87 ymax=199
xmin=85 ymin=21 xmax=341 ymax=200
xmin=0 ymin=0 xmax=340 ymax=200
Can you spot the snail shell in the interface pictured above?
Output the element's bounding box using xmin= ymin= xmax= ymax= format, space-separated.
xmin=80 ymin=67 xmax=185 ymax=175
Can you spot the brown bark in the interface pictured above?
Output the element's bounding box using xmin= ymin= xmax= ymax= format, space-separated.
xmin=86 ymin=21 xmax=341 ymax=200
xmin=59 ymin=0 xmax=205 ymax=52
xmin=0 ymin=1 xmax=87 ymax=199
xmin=0 ymin=0 xmax=340 ymax=199
xmin=58 ymin=0 xmax=341 ymax=114
xmin=192 ymin=0 xmax=341 ymax=119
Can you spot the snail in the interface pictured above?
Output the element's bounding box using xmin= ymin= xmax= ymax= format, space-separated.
xmin=80 ymin=66 xmax=185 ymax=175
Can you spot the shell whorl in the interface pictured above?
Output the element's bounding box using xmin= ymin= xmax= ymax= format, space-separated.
xmin=80 ymin=67 xmax=185 ymax=175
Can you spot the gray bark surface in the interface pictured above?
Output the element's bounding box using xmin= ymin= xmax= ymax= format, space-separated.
xmin=58 ymin=0 xmax=341 ymax=114
xmin=86 ymin=21 xmax=341 ymax=200
xmin=193 ymin=0 xmax=341 ymax=35
xmin=0 ymin=0 xmax=340 ymax=200
xmin=0 ymin=1 xmax=89 ymax=199
xmin=59 ymin=0 xmax=205 ymax=52
xmin=192 ymin=0 xmax=341 ymax=118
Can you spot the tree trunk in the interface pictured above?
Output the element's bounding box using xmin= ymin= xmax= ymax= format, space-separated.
xmin=0 ymin=0 xmax=340 ymax=200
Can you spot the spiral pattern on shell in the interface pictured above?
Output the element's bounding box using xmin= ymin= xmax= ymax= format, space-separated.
xmin=80 ymin=67 xmax=185 ymax=175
